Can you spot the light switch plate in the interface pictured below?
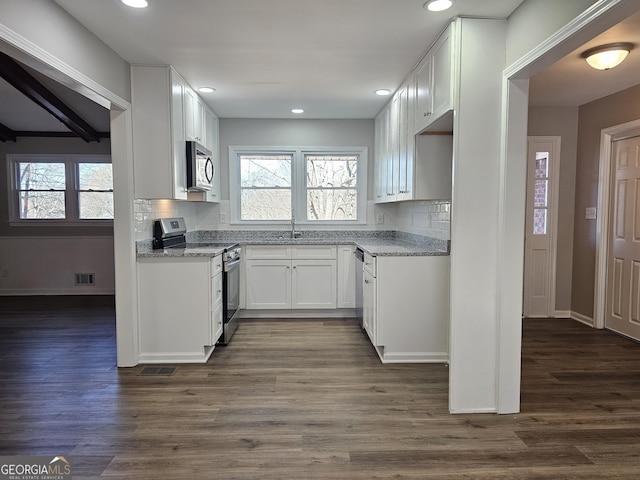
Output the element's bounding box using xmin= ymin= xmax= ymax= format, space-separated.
xmin=585 ymin=207 xmax=597 ymax=220
xmin=376 ymin=213 xmax=384 ymax=224
xmin=219 ymin=212 xmax=228 ymax=224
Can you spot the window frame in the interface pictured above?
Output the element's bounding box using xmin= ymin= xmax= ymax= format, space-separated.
xmin=229 ymin=146 xmax=367 ymax=225
xmin=7 ymin=154 xmax=113 ymax=226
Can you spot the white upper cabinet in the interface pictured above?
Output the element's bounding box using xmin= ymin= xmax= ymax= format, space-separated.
xmin=131 ymin=65 xmax=220 ymax=202
xmin=131 ymin=65 xmax=188 ymax=200
xmin=203 ymin=108 xmax=220 ymax=202
xmin=374 ymin=20 xmax=455 ymax=204
xmin=414 ymin=23 xmax=454 ymax=134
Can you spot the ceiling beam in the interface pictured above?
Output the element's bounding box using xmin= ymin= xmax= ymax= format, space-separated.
xmin=0 ymin=122 xmax=17 ymax=142
xmin=0 ymin=52 xmax=100 ymax=143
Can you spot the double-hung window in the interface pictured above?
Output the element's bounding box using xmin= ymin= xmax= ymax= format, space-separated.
xmin=230 ymin=147 xmax=367 ymax=224
xmin=8 ymin=154 xmax=113 ymax=225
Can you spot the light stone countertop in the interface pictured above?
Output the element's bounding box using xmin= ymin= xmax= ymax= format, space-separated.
xmin=136 ymin=230 xmax=449 ymax=258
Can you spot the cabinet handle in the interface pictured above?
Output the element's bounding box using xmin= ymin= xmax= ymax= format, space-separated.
xmin=293 ymin=266 xmax=297 ymax=269
xmin=424 ymin=112 xmax=427 ymax=117
xmin=217 ymin=289 xmax=222 ymax=294
xmin=365 ymin=279 xmax=370 ymax=284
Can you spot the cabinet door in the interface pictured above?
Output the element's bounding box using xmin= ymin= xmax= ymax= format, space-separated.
xmin=397 ymin=79 xmax=415 ymax=202
xmin=431 ymin=28 xmax=452 ymax=121
xmin=195 ymin=97 xmax=205 ymax=144
xmin=374 ymin=107 xmax=389 ymax=204
xmin=363 ymin=269 xmax=377 ymax=345
xmin=170 ymin=71 xmax=188 ymax=200
xmin=204 ymin=109 xmax=220 ymax=202
xmin=212 ymin=301 xmax=223 ymax=344
xmin=245 ymin=260 xmax=291 ymax=309
xmin=184 ymin=86 xmax=197 ymax=141
xmin=337 ymin=245 xmax=356 ymax=308
xmin=292 ymin=260 xmax=337 ymax=309
xmin=415 ymin=55 xmax=433 ymax=133
xmin=386 ymin=92 xmax=400 ymax=202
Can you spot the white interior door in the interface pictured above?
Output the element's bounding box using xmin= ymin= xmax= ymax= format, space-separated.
xmin=523 ymin=137 xmax=560 ymax=318
xmin=605 ymin=135 xmax=640 ymax=341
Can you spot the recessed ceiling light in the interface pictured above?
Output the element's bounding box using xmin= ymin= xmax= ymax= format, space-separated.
xmin=375 ymin=89 xmax=392 ymax=96
xmin=291 ymin=108 xmax=304 ymax=114
xmin=424 ymin=0 xmax=453 ymax=12
xmin=198 ymin=87 xmax=216 ymax=93
xmin=122 ymin=0 xmax=148 ymax=7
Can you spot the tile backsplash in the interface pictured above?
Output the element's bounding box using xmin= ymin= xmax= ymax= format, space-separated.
xmin=134 ymin=198 xmax=450 ymax=241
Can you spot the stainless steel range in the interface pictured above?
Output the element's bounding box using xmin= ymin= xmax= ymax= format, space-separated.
xmin=216 ymin=243 xmax=241 ymax=345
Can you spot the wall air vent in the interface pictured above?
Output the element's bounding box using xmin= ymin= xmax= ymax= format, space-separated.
xmin=75 ymin=273 xmax=95 ymax=286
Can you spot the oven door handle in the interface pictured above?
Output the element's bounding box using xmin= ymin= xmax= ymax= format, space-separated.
xmin=224 ymin=258 xmax=241 ymax=272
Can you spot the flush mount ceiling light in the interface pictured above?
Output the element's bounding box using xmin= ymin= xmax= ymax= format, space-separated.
xmin=423 ymin=0 xmax=453 ymax=12
xmin=291 ymin=108 xmax=304 ymax=114
xmin=581 ymin=42 xmax=634 ymax=70
xmin=375 ymin=89 xmax=392 ymax=96
xmin=121 ymin=0 xmax=148 ymax=7
xmin=198 ymin=87 xmax=216 ymax=93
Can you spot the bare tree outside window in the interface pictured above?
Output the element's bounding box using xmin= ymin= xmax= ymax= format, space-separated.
xmin=18 ymin=162 xmax=66 ymax=219
xmin=306 ymin=155 xmax=358 ymax=220
xmin=240 ymin=154 xmax=292 ymax=220
xmin=78 ymin=163 xmax=114 ymax=219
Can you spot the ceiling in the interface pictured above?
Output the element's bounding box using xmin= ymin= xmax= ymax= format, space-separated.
xmin=1 ymin=0 xmax=639 ymax=137
xmin=529 ymin=10 xmax=640 ymax=107
xmin=52 ymin=0 xmax=525 ymax=119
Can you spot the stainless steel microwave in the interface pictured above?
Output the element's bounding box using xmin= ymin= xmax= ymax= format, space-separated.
xmin=186 ymin=141 xmax=214 ymax=191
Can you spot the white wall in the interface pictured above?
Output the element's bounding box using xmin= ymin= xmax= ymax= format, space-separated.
xmin=0 ymin=0 xmax=130 ymax=104
xmin=506 ymin=0 xmax=597 ymax=65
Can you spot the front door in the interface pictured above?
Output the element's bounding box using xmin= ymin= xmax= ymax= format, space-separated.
xmin=523 ymin=137 xmax=560 ymax=318
xmin=605 ymin=135 xmax=640 ymax=341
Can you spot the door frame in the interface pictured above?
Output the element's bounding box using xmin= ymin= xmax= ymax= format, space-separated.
xmin=523 ymin=136 xmax=561 ymax=318
xmin=594 ymin=118 xmax=640 ymax=329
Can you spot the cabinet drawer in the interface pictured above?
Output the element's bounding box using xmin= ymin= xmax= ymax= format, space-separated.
xmin=364 ymin=253 xmax=376 ymax=277
xmin=212 ymin=272 xmax=222 ymax=307
xmin=211 ymin=255 xmax=223 ymax=276
xmin=292 ymin=245 xmax=337 ymax=260
xmin=245 ymin=245 xmax=292 ymax=260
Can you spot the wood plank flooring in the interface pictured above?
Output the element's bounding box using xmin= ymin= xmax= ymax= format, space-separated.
xmin=1 ymin=296 xmax=640 ymax=478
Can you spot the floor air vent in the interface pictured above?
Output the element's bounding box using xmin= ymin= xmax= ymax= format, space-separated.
xmin=75 ymin=273 xmax=95 ymax=286
xmin=138 ymin=367 xmax=177 ymax=376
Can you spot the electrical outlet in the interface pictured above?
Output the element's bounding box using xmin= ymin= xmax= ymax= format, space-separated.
xmin=219 ymin=212 xmax=228 ymax=224
xmin=585 ymin=207 xmax=597 ymax=220
xmin=376 ymin=213 xmax=384 ymax=224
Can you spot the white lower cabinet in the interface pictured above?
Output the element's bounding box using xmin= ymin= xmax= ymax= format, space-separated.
xmin=137 ymin=255 xmax=222 ymax=363
xmin=245 ymin=245 xmax=337 ymax=310
xmin=363 ymin=254 xmax=450 ymax=363
xmin=211 ymin=265 xmax=223 ymax=343
xmin=363 ymin=269 xmax=377 ymax=345
xmin=245 ymin=260 xmax=292 ymax=309
xmin=337 ymin=245 xmax=356 ymax=308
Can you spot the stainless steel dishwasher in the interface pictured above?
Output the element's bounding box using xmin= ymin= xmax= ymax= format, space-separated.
xmin=354 ymin=247 xmax=364 ymax=329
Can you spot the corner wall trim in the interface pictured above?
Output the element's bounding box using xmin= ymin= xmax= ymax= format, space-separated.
xmin=570 ymin=311 xmax=595 ymax=328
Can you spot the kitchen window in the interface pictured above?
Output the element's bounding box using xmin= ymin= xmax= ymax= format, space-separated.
xmin=7 ymin=154 xmax=113 ymax=225
xmin=230 ymin=146 xmax=367 ymax=224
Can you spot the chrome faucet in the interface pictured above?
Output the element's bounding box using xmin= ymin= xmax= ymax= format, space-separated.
xmin=291 ymin=218 xmax=301 ymax=238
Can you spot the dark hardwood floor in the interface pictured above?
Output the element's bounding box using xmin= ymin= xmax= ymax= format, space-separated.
xmin=1 ymin=296 xmax=640 ymax=478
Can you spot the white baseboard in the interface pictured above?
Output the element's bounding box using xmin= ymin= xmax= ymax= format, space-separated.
xmin=379 ymin=351 xmax=449 ymax=364
xmin=138 ymin=346 xmax=214 ymax=364
xmin=570 ymin=311 xmax=595 ymax=327
xmin=554 ymin=310 xmax=571 ymax=318
xmin=449 ymin=407 xmax=497 ymax=414
xmin=240 ymin=309 xmax=356 ymax=319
